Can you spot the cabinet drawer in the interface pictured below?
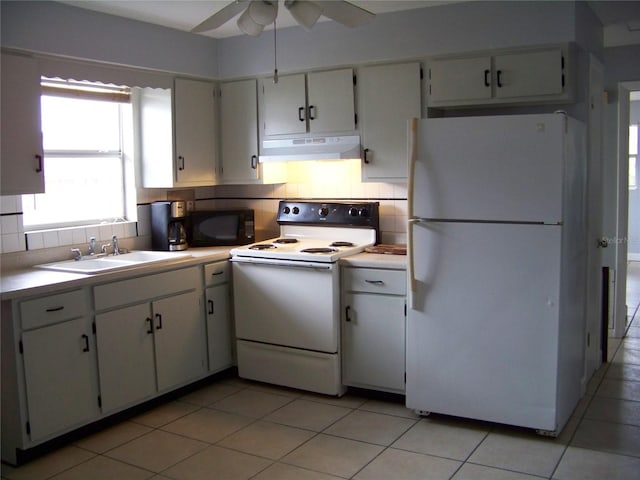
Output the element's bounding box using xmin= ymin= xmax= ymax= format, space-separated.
xmin=204 ymin=261 xmax=230 ymax=286
xmin=20 ymin=289 xmax=87 ymax=330
xmin=94 ymin=266 xmax=200 ymax=311
xmin=343 ymin=268 xmax=406 ymax=295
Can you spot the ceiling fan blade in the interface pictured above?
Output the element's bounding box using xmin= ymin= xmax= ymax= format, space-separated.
xmin=285 ymin=0 xmax=322 ymax=30
xmin=191 ymin=0 xmax=249 ymax=33
xmin=320 ymin=0 xmax=374 ymax=28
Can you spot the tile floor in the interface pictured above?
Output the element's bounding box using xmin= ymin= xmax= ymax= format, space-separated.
xmin=2 ymin=262 xmax=639 ymax=480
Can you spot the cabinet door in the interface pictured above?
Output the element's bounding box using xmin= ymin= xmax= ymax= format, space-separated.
xmin=342 ymin=293 xmax=406 ymax=392
xmin=174 ymin=78 xmax=217 ymax=185
xmin=262 ymin=74 xmax=307 ymax=136
xmin=220 ymin=79 xmax=260 ymax=183
xmin=359 ymin=62 xmax=421 ymax=182
xmin=429 ymin=57 xmax=492 ymax=103
xmin=494 ymin=49 xmax=563 ymax=99
xmin=206 ymin=284 xmax=234 ymax=372
xmin=95 ymin=303 xmax=157 ymax=413
xmin=153 ymin=290 xmax=207 ymax=391
xmin=1 ymin=53 xmax=45 ymax=195
xmin=22 ymin=318 xmax=98 ymax=441
xmin=307 ymin=69 xmax=355 ymax=134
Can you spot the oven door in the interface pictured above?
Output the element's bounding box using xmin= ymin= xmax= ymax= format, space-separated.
xmin=231 ymin=257 xmax=339 ymax=353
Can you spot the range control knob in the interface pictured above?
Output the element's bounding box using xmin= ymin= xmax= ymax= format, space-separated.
xmin=319 ymin=206 xmax=329 ymax=217
xmin=292 ymin=206 xmax=300 ymax=215
xmin=359 ymin=208 xmax=369 ymax=218
xmin=348 ymin=207 xmax=359 ymax=217
xmin=283 ymin=206 xmax=291 ymax=214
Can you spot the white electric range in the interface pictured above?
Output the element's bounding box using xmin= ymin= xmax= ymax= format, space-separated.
xmin=230 ymin=200 xmax=379 ymax=395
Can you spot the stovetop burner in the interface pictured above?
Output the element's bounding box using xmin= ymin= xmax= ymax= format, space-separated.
xmin=250 ymin=244 xmax=277 ymax=250
xmin=273 ymin=238 xmax=298 ymax=244
xmin=330 ymin=241 xmax=355 ymax=247
xmin=301 ymin=247 xmax=338 ymax=254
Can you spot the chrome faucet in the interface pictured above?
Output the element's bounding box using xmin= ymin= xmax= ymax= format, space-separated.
xmin=112 ymin=235 xmax=120 ymax=255
xmin=88 ymin=237 xmax=96 ymax=256
xmin=100 ymin=242 xmax=111 ymax=254
xmin=71 ymin=248 xmax=82 ymax=261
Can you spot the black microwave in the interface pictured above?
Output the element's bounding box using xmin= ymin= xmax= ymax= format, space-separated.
xmin=188 ymin=209 xmax=255 ymax=247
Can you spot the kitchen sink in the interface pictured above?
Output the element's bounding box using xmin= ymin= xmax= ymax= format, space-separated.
xmin=36 ymin=251 xmax=192 ymax=274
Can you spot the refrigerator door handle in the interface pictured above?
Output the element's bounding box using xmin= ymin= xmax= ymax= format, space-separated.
xmin=408 ymin=218 xmax=420 ymax=310
xmin=407 ymin=118 xmax=419 ymax=310
xmin=407 ymin=118 xmax=418 ymax=219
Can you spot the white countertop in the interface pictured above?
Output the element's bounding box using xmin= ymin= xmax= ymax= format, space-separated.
xmin=0 ymin=247 xmax=232 ymax=301
xmin=1 ymin=248 xmax=406 ymax=302
xmin=340 ymin=252 xmax=407 ymax=269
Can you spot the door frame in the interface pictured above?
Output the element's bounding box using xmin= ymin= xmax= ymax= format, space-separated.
xmin=612 ymin=80 xmax=640 ymax=338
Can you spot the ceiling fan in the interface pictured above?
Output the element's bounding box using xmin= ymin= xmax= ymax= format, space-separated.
xmin=191 ymin=0 xmax=375 ymax=36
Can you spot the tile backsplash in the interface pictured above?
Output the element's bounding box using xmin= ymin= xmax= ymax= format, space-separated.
xmin=1 ymin=160 xmax=408 ymax=268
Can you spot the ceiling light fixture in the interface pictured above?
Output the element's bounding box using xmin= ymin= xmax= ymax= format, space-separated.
xmin=192 ymin=0 xmax=374 ymax=36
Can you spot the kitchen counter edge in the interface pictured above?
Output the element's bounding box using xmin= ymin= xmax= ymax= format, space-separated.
xmin=340 ymin=252 xmax=407 ymax=270
xmin=0 ymin=247 xmax=232 ymax=301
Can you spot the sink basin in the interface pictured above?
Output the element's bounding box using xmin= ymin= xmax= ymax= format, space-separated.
xmin=36 ymin=251 xmax=192 ymax=274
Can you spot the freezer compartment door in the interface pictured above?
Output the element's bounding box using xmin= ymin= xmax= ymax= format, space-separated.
xmin=406 ymin=221 xmax=563 ymax=430
xmin=412 ymin=114 xmax=565 ymax=223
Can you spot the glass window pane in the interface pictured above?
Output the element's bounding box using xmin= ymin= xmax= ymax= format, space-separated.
xmin=23 ymin=156 xmax=124 ymax=227
xmin=630 ymin=125 xmax=638 ymax=156
xmin=41 ymin=96 xmax=121 ymax=151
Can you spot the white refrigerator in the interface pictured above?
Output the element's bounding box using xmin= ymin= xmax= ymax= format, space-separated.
xmin=406 ymin=113 xmax=587 ymax=434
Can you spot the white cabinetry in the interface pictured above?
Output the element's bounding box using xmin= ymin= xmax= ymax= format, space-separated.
xmin=358 ymin=62 xmax=421 ymax=182
xmin=261 ymin=68 xmax=355 ymax=137
xmin=204 ymin=261 xmax=234 ymax=372
xmin=137 ymin=78 xmax=217 ymax=187
xmin=341 ymin=267 xmax=406 ymax=393
xmin=94 ymin=267 xmax=206 ymax=413
xmin=1 ymin=289 xmax=98 ymax=464
xmin=1 ymin=53 xmax=45 ymax=195
xmin=220 ymin=79 xmax=261 ymax=183
xmin=428 ymin=47 xmax=570 ymax=107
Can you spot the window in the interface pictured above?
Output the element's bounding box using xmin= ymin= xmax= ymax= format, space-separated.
xmin=22 ymin=79 xmax=134 ymax=229
xmin=630 ymin=124 xmax=638 ymax=191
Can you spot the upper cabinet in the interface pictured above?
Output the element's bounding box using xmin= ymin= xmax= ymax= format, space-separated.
xmin=136 ymin=78 xmax=217 ymax=188
xmin=261 ymin=68 xmax=356 ymax=137
xmin=358 ymin=62 xmax=422 ymax=183
xmin=428 ymin=46 xmax=571 ymax=108
xmin=1 ymin=53 xmax=45 ymax=195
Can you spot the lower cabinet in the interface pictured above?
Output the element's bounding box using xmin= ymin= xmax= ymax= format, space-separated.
xmin=341 ymin=266 xmax=406 ymax=393
xmin=1 ymin=288 xmax=100 ymax=464
xmin=94 ymin=267 xmax=207 ymax=413
xmin=21 ymin=313 xmax=99 ymax=442
xmin=204 ymin=261 xmax=234 ymax=372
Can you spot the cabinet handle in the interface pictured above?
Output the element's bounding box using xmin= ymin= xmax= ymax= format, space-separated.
xmin=251 ymin=155 xmax=258 ymax=170
xmin=484 ymin=69 xmax=490 ymax=87
xmin=208 ymin=299 xmax=215 ymax=315
xmin=81 ymin=334 xmax=90 ymax=352
xmin=146 ymin=317 xmax=153 ymax=334
xmin=345 ymin=305 xmax=352 ymax=322
xmin=496 ymin=70 xmax=503 ymax=88
xmin=211 ymin=270 xmax=224 ymax=276
xmin=298 ymin=106 xmax=305 ymax=122
xmin=365 ymin=279 xmax=384 ymax=285
xmin=45 ymin=306 xmax=64 ymax=313
xmin=178 ymin=155 xmax=185 ymax=171
xmin=155 ymin=313 xmax=163 ymax=330
xmin=363 ymin=148 xmax=370 ymax=164
xmin=308 ymin=105 xmax=316 ymax=120
xmin=35 ymin=154 xmax=43 ymax=173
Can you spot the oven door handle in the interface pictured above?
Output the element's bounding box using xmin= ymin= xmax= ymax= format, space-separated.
xmin=230 ymin=257 xmax=333 ymax=270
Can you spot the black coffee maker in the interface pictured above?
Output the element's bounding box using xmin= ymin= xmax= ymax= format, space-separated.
xmin=151 ymin=201 xmax=188 ymax=251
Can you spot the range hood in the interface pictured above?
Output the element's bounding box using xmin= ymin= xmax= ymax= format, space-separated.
xmin=259 ymin=135 xmax=361 ymax=162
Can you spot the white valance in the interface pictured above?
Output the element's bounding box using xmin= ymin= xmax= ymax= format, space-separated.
xmin=37 ymin=54 xmax=174 ymax=89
